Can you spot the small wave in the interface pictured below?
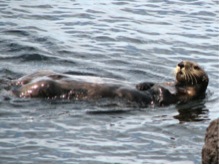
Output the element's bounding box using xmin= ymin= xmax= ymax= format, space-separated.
xmin=3 ymin=42 xmax=39 ymax=53
xmin=3 ymin=30 xmax=30 ymax=37
xmin=20 ymin=4 xmax=53 ymax=9
xmin=0 ymin=53 xmax=57 ymax=62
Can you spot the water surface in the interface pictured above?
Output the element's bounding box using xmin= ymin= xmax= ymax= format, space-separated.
xmin=0 ymin=0 xmax=218 ymax=163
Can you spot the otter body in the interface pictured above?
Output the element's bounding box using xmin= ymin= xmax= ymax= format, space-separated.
xmin=11 ymin=71 xmax=155 ymax=106
xmin=9 ymin=61 xmax=209 ymax=106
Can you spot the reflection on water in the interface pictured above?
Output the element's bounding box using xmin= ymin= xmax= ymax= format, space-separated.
xmin=174 ymin=101 xmax=209 ymax=122
xmin=0 ymin=0 xmax=218 ymax=164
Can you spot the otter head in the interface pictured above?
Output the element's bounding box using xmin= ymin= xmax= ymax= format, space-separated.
xmin=175 ymin=61 xmax=209 ymax=96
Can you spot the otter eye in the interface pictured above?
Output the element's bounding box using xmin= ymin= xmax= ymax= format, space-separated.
xmin=194 ymin=65 xmax=200 ymax=70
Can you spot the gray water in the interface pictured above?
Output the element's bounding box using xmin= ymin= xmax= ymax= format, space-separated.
xmin=0 ymin=0 xmax=218 ymax=164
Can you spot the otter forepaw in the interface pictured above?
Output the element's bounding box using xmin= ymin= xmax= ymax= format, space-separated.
xmin=136 ymin=82 xmax=154 ymax=91
xmin=150 ymin=86 xmax=176 ymax=106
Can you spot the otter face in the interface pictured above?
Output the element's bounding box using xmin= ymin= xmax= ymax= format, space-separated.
xmin=175 ymin=61 xmax=209 ymax=86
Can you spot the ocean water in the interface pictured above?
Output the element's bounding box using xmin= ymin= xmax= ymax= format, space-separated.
xmin=0 ymin=0 xmax=218 ymax=163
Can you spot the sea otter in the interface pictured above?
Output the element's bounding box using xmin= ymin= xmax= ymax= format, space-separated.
xmin=9 ymin=61 xmax=208 ymax=106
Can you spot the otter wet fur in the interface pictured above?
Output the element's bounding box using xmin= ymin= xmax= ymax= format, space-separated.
xmin=8 ymin=61 xmax=208 ymax=107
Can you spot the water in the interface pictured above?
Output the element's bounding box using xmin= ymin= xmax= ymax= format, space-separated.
xmin=0 ymin=0 xmax=218 ymax=163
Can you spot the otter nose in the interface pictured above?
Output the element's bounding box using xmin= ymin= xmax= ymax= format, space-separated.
xmin=178 ymin=61 xmax=184 ymax=69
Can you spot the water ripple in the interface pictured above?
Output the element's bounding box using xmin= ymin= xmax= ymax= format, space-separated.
xmin=0 ymin=0 xmax=218 ymax=164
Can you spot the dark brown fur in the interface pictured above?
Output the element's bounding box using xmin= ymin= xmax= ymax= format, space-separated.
xmin=10 ymin=61 xmax=208 ymax=106
xmin=137 ymin=60 xmax=209 ymax=105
